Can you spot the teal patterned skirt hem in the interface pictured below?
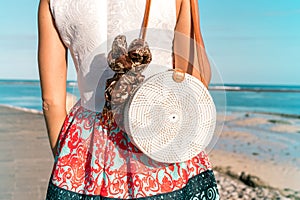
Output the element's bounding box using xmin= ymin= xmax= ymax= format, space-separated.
xmin=46 ymin=170 xmax=219 ymax=200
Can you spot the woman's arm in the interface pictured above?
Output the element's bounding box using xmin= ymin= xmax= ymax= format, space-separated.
xmin=38 ymin=0 xmax=68 ymax=157
xmin=175 ymin=0 xmax=211 ymax=86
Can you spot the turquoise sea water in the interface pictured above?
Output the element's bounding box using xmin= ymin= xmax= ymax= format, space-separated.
xmin=0 ymin=80 xmax=79 ymax=112
xmin=211 ymin=84 xmax=300 ymax=116
xmin=0 ymin=80 xmax=300 ymax=116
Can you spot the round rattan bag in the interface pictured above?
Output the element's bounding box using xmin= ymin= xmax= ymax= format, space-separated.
xmin=123 ymin=69 xmax=216 ymax=163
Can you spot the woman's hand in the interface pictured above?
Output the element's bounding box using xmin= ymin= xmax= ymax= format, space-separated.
xmin=38 ymin=0 xmax=68 ymax=157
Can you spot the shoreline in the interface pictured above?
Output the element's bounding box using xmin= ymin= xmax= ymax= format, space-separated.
xmin=0 ymin=92 xmax=78 ymax=115
xmin=3 ymin=102 xmax=300 ymax=120
xmin=0 ymin=103 xmax=43 ymax=115
xmin=210 ymin=87 xmax=300 ymax=93
xmin=211 ymin=110 xmax=300 ymax=194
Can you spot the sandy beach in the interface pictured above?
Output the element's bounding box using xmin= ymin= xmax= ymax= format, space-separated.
xmin=211 ymin=111 xmax=300 ymax=199
xmin=0 ymin=106 xmax=53 ymax=199
xmin=0 ymin=105 xmax=299 ymax=199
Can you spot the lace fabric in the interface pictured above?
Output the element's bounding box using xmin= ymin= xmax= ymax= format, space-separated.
xmin=49 ymin=0 xmax=176 ymax=112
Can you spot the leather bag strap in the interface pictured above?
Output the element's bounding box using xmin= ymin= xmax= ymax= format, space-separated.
xmin=139 ymin=0 xmax=152 ymax=40
xmin=139 ymin=0 xmax=207 ymax=87
xmin=190 ymin=0 xmax=207 ymax=88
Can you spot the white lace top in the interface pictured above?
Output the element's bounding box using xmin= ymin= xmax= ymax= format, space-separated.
xmin=50 ymin=0 xmax=176 ymax=112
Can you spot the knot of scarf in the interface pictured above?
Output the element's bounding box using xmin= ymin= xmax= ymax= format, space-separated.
xmin=102 ymin=35 xmax=152 ymax=125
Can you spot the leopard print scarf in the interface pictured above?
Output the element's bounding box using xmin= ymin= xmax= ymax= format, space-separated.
xmin=102 ymin=35 xmax=152 ymax=126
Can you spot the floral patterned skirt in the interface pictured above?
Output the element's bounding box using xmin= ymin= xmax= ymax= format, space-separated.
xmin=46 ymin=100 xmax=219 ymax=199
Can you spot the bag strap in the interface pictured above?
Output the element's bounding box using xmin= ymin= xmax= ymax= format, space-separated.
xmin=139 ymin=0 xmax=208 ymax=87
xmin=190 ymin=0 xmax=208 ymax=88
xmin=139 ymin=0 xmax=152 ymax=40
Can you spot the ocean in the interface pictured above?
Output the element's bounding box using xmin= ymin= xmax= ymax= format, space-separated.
xmin=211 ymin=84 xmax=300 ymax=116
xmin=0 ymin=80 xmax=300 ymax=116
xmin=0 ymin=80 xmax=79 ymax=113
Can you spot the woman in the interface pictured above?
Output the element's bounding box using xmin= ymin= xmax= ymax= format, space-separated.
xmin=38 ymin=0 xmax=219 ymax=199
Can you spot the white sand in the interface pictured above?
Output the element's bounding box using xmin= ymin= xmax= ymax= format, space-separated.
xmin=209 ymin=150 xmax=300 ymax=191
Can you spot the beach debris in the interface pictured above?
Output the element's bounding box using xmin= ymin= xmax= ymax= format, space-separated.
xmin=268 ymin=119 xmax=292 ymax=125
xmin=239 ymin=171 xmax=267 ymax=188
xmin=282 ymin=188 xmax=300 ymax=200
xmin=213 ymin=170 xmax=291 ymax=199
xmin=252 ymin=152 xmax=259 ymax=156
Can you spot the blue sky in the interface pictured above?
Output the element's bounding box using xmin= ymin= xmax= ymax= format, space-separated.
xmin=0 ymin=0 xmax=299 ymax=85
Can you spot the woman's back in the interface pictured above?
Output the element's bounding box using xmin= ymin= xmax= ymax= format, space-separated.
xmin=50 ymin=0 xmax=176 ymax=111
xmin=40 ymin=0 xmax=219 ymax=199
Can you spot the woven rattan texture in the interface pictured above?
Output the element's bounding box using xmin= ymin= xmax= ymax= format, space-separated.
xmin=123 ymin=71 xmax=216 ymax=163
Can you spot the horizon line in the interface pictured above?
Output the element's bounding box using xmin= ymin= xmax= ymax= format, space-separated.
xmin=0 ymin=78 xmax=300 ymax=87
